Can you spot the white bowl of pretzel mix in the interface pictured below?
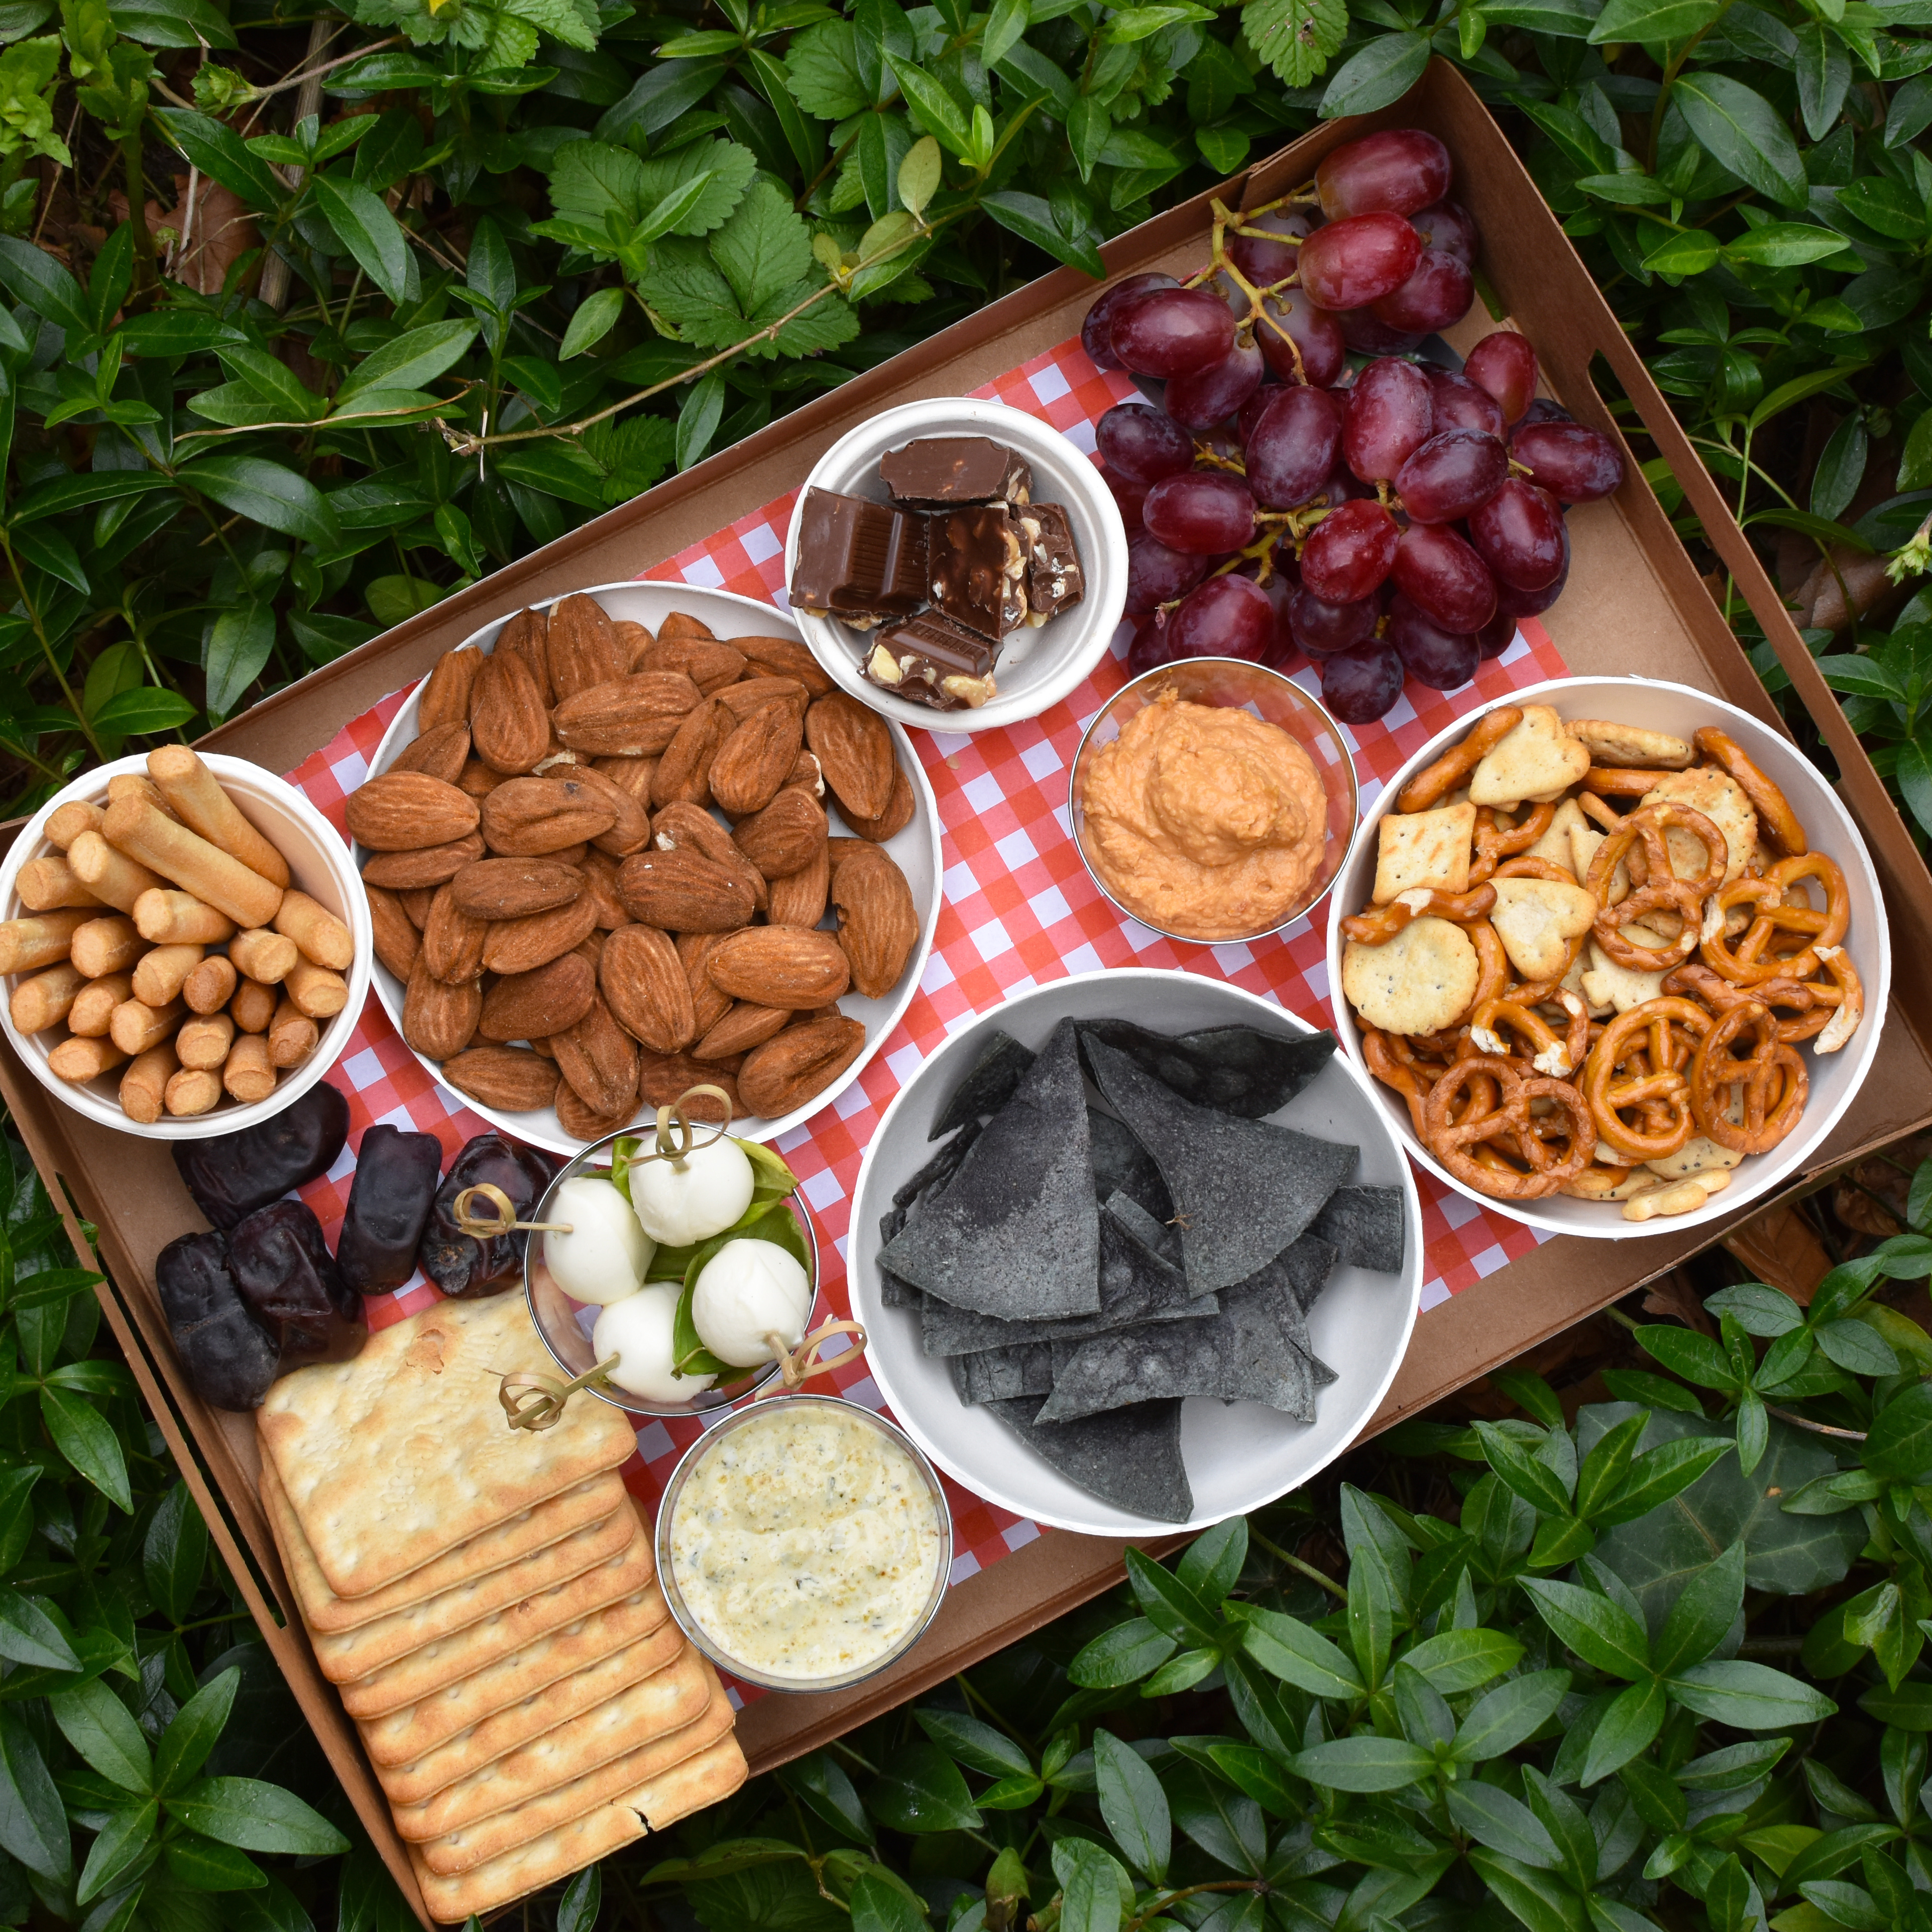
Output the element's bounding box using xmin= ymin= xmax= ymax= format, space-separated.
xmin=1323 ymin=678 xmax=1889 ymax=1238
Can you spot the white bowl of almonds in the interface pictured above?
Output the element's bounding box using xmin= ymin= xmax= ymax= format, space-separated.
xmin=350 ymin=582 xmax=941 ymax=1156
xmin=1324 ymin=678 xmax=1889 ymax=1238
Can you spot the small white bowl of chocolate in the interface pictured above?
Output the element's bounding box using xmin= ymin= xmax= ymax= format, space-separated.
xmin=784 ymin=397 xmax=1130 ymax=733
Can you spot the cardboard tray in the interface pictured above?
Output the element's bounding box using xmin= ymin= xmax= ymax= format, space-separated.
xmin=3 ymin=60 xmax=1929 ymax=1925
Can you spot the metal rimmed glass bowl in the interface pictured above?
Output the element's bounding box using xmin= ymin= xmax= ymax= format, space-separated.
xmin=1068 ymin=656 xmax=1361 ymax=945
xmin=521 ymin=1127 xmax=822 ymax=1420
xmin=653 ymin=1392 xmax=952 ymax=1693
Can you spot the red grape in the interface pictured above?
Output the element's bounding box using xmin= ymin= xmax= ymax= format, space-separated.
xmin=1463 ymin=332 xmax=1537 ymax=423
xmin=1167 ymin=336 xmax=1264 ymax=431
xmin=1476 ymin=611 xmax=1516 ymax=660
xmin=1167 ymin=572 xmax=1275 ymax=662
xmin=1518 ymin=398 xmax=1573 ymax=428
xmin=1143 ymin=470 xmax=1255 ymax=554
xmin=1297 ymin=213 xmax=1422 ymax=312
xmin=1495 ymin=524 xmax=1569 ymax=617
xmin=1386 ymin=592 xmax=1478 ymax=690
xmin=1126 ymin=532 xmax=1209 ymax=612
xmin=1289 ymin=584 xmax=1379 ymax=658
xmin=1339 ymin=309 xmax=1424 ymax=355
xmin=1410 ymin=199 xmax=1476 ymax=266
xmin=1316 ymin=129 xmax=1452 ymax=220
xmin=1425 ymin=367 xmax=1505 ymax=439
xmin=1370 ymin=249 xmax=1475 ymax=334
xmin=1228 ymin=208 xmax=1313 ymax=286
xmin=1246 ymin=384 xmax=1344 ymax=510
xmin=1112 ymin=287 xmax=1238 ymax=380
xmin=1255 ymin=569 xmax=1299 ymax=669
xmin=1082 ymin=273 xmax=1178 ymax=372
xmin=1510 ymin=421 xmax=1625 ymax=503
xmin=1103 ymin=465 xmax=1148 ymax=532
xmin=1097 ymin=403 xmax=1194 ymax=484
xmin=1237 ymin=383 xmax=1283 ymax=447
xmin=1319 ymin=641 xmax=1405 ymax=724
xmin=1319 ymin=459 xmax=1373 ymax=505
xmin=1128 ymin=613 xmax=1183 ymax=676
xmin=1300 ymin=498 xmax=1399 ymax=604
xmin=1468 ymin=477 xmax=1565 ymax=590
xmin=1395 ymin=427 xmax=1508 ymax=524
xmin=1343 ymin=357 xmax=1433 ymax=483
xmin=1392 ymin=521 xmax=1496 ymax=634
xmin=1256 ymin=287 xmax=1346 ymax=388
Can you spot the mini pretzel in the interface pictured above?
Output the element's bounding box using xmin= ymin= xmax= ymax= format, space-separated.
xmin=1421 ymin=1055 xmax=1594 ymax=1199
xmin=1466 ymin=919 xmax=1509 ymax=1017
xmin=1664 ymin=961 xmax=1828 ymax=1045
xmin=1468 ymin=993 xmax=1588 ymax=1078
xmin=1690 ymin=1001 xmax=1809 ymax=1154
xmin=1586 ymin=802 xmax=1727 ymax=971
xmin=1584 ymin=766 xmax=1669 ymax=797
xmin=1694 ymin=728 xmax=1807 ymax=856
xmin=1470 ymin=801 xmax=1557 ymax=884
xmin=1396 ymin=707 xmax=1521 ymax=813
xmin=1580 ymin=997 xmax=1710 ymax=1164
xmin=1578 ymin=793 xmax=1624 ymax=833
xmin=1505 ymin=932 xmax=1587 ymax=1010
xmin=1701 ymin=851 xmax=1848 ymax=986
xmin=1810 ymin=945 xmax=1863 ymax=1054
xmin=1363 ymin=1026 xmax=1461 ymax=1134
xmin=1491 ymin=854 xmax=1576 ymax=885
xmin=1341 ymin=884 xmax=1496 ymax=945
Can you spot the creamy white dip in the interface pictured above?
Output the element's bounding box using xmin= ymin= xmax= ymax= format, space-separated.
xmin=667 ymin=1404 xmax=945 ymax=1681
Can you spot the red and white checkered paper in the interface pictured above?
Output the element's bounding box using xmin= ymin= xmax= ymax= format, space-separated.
xmin=282 ymin=331 xmax=1569 ymax=1699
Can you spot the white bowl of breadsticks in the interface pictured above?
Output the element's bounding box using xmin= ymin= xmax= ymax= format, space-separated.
xmin=1324 ymin=678 xmax=1889 ymax=1238
xmin=0 ymin=751 xmax=371 ymax=1137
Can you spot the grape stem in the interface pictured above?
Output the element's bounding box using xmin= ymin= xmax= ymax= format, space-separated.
xmin=1180 ymin=195 xmax=1309 ymax=384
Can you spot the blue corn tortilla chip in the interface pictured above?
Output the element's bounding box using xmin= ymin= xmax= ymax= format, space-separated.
xmin=951 ymin=1342 xmax=1056 ymax=1405
xmin=1234 ymin=1235 xmax=1337 ymax=1364
xmin=1309 ymin=1185 xmax=1406 ymax=1275
xmin=1082 ymin=1036 xmax=1357 ymax=1293
xmin=1088 ymin=1108 xmax=1173 ymax=1223
xmin=986 ymin=1395 xmax=1192 ymax=1522
xmin=1103 ymin=1190 xmax=1184 ymax=1272
xmin=930 ymin=1032 xmax=1035 ymax=1140
xmin=881 ymin=1272 xmax=919 ymax=1309
xmin=1076 ymin=1020 xmax=1337 ymax=1118
xmin=894 ymin=1121 xmax=982 ymax=1210
xmin=879 ymin=1020 xmax=1101 ymax=1319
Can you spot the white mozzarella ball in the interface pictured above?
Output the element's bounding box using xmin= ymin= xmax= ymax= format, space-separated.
xmin=690 ymin=1239 xmax=813 ymax=1367
xmin=629 ymin=1136 xmax=756 ymax=1247
xmin=593 ymin=1284 xmax=716 ymax=1404
xmin=544 ymin=1178 xmax=655 ymax=1305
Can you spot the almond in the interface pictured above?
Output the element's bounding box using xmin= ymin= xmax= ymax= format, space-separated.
xmin=403 ymin=955 xmax=481 ymax=1060
xmin=652 ymin=801 xmax=767 ymax=912
xmin=419 ymin=646 xmax=483 ymax=729
xmin=694 ymin=1002 xmax=789 ymax=1061
xmin=613 ymin=620 xmax=654 ymax=672
xmin=481 ymin=776 xmax=618 ymax=856
xmin=362 ymin=830 xmax=486 ymax=890
xmin=347 ymin=773 xmax=480 ymax=852
xmin=706 ymin=927 xmax=850 ymax=1009
xmin=734 ymin=788 xmax=828 ymax=880
xmin=600 ymin=923 xmax=696 ymax=1054
xmin=458 ymin=760 xmax=506 ymax=800
xmin=553 ymin=993 xmax=639 ymax=1120
xmin=579 ymin=849 xmax=629 ymax=929
xmin=844 ymin=763 xmax=916 ymax=843
xmin=368 ymin=886 xmax=421 ymax=981
xmin=617 ymin=851 xmax=755 ymax=932
xmin=495 ymin=607 xmax=553 ymax=706
xmin=555 ymin=1080 xmax=633 ymax=1140
xmin=443 ymin=1045 xmax=561 ymax=1112
xmin=807 ymin=692 xmax=896 ymax=821
xmin=639 ymin=636 xmax=747 ymax=693
xmin=546 ymin=594 xmax=627 ymax=699
xmin=738 ymin=1016 xmax=865 ymax=1119
xmin=551 ymin=764 xmax=651 ymax=856
xmin=784 ymin=750 xmax=824 ymax=798
xmin=554 ymin=672 xmax=701 ymax=756
xmin=638 ymin=1050 xmax=738 ymax=1121
xmin=470 ymin=648 xmax=551 ymax=774
xmin=832 ymin=842 xmax=919 ymax=999
xmin=767 ymin=845 xmax=830 ymax=929
xmin=717 ymin=677 xmax=807 ymax=724
xmin=531 ymin=1035 xmax=557 ymax=1059
xmin=575 ymin=929 xmax=607 ymax=970
xmin=481 ymin=953 xmax=596 ymax=1042
xmin=532 ymin=731 xmax=581 ymax=777
xmin=709 ymin=703 xmax=803 ymax=817
xmin=421 ymin=883 xmax=489 ymax=983
xmin=651 ymin=697 xmax=730 ymax=809
xmin=391 ymin=720 xmax=471 ymax=785
xmin=400 ymin=888 xmax=436 ymax=928
xmin=591 ymin=754 xmax=658 ymax=806
xmin=659 ymin=612 xmax=715 ymax=643
xmin=736 ymin=634 xmax=834 ymax=696
xmin=678 ymin=932 xmax=734 ymax=1037
xmin=451 ymin=857 xmax=584 ymax=921
xmin=482 ymin=893 xmax=601 ymax=975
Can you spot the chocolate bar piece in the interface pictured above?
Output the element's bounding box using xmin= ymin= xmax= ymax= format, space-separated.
xmin=790 ymin=486 xmax=928 ymax=626
xmin=864 ymin=613 xmax=999 ymax=712
xmin=930 ymin=506 xmax=1027 ymax=640
xmin=881 ymin=437 xmax=1031 ymax=509
xmin=1019 ymin=503 xmax=1084 ymax=624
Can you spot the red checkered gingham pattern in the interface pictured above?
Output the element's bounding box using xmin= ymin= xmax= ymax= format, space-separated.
xmin=280 ymin=329 xmax=1571 ymax=1703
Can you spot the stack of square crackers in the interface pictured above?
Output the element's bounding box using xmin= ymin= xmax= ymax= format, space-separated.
xmin=256 ymin=1293 xmax=745 ymax=1922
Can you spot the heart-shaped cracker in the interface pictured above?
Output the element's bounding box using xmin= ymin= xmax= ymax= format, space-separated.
xmin=1524 ymin=796 xmax=1586 ymax=877
xmin=1373 ymin=803 xmax=1475 ymax=903
xmin=1489 ymin=875 xmax=1597 ymax=980
xmin=1580 ymin=929 xmax=1676 ymax=1014
xmin=1342 ymin=917 xmax=1478 ymax=1035
xmin=1469 ymin=705 xmax=1591 ymax=807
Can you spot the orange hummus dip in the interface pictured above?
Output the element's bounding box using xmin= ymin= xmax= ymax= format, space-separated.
xmin=1082 ymin=688 xmax=1327 ymax=941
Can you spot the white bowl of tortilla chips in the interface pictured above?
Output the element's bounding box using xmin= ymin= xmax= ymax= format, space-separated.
xmin=1324 ymin=677 xmax=1890 ymax=1239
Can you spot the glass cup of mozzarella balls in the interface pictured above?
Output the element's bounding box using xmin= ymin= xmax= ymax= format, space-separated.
xmin=1082 ymin=126 xmax=1626 ymax=725
xmin=523 ymin=1110 xmax=820 ymax=1418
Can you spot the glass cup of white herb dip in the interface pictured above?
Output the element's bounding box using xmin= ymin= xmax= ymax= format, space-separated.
xmin=656 ymin=1393 xmax=952 ymax=1692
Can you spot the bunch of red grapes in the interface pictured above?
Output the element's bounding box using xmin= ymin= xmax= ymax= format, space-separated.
xmin=1081 ymin=127 xmax=1626 ymax=726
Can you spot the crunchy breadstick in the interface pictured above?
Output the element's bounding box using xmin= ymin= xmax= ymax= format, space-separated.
xmin=146 ymin=747 xmax=291 ymax=889
xmin=230 ymin=978 xmax=276 ymax=1033
xmin=107 ymin=774 xmax=179 ymax=821
xmin=110 ymin=998 xmax=184 ymax=1057
xmin=131 ymin=943 xmax=204 ymax=1008
xmin=224 ymin=1032 xmax=277 ymax=1103
xmin=0 ymin=911 xmax=90 ymax=974
xmin=16 ymin=857 xmax=103 ymax=912
xmin=48 ymin=1036 xmax=128 ymax=1083
xmin=177 ymin=1010 xmax=235 ymax=1071
xmin=66 ymin=830 xmax=166 ymax=915
xmin=164 ymin=1067 xmax=222 ymax=1116
xmin=71 ymin=916 xmax=145 ymax=979
xmin=181 ymin=954 xmax=238 ymax=1015
xmin=227 ymin=928 xmax=298 ymax=985
xmin=273 ymin=891 xmax=352 ymax=972
xmin=68 ymin=974 xmax=133 ymax=1038
xmin=283 ymin=960 xmax=347 ymax=1020
xmin=43 ymin=801 xmax=103 ymax=850
xmin=132 ymin=889 xmax=237 ymax=946
xmin=268 ymin=997 xmax=318 ymax=1068
xmin=10 ymin=963 xmax=87 ymax=1034
xmin=120 ymin=1043 xmax=179 ymax=1125
xmin=101 ymin=796 xmax=282 ymax=929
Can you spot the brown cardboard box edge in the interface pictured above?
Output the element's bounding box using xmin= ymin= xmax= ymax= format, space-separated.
xmin=3 ymin=61 xmax=1929 ymax=1923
